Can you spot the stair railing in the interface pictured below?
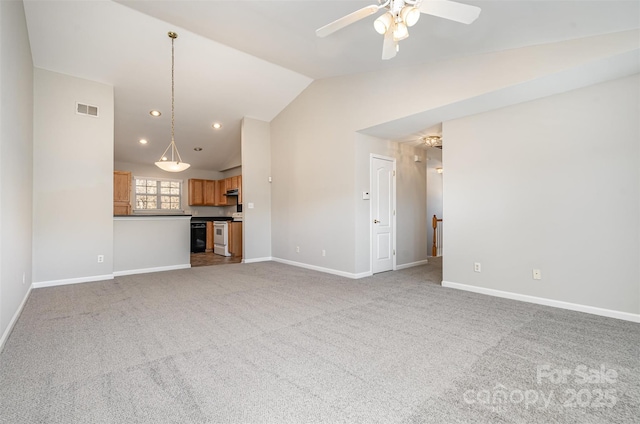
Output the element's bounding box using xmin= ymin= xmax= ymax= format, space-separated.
xmin=432 ymin=214 xmax=443 ymax=257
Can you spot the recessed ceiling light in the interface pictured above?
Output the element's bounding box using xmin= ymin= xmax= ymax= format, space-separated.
xmin=139 ymin=139 xmax=148 ymax=144
xmin=194 ymin=147 xmax=203 ymax=151
xmin=150 ymin=110 xmax=161 ymax=117
xmin=212 ymin=123 xmax=222 ymax=129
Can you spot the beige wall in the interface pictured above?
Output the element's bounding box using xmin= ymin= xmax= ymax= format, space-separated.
xmin=241 ymin=117 xmax=272 ymax=261
xmin=444 ymin=74 xmax=640 ymax=315
xmin=0 ymin=0 xmax=33 ymax=346
xmin=32 ymin=69 xmax=114 ymax=284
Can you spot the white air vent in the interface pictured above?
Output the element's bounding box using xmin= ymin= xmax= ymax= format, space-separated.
xmin=76 ymin=102 xmax=99 ymax=117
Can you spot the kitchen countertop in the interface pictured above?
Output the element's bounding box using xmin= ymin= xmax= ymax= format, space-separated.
xmin=190 ymin=216 xmax=234 ymax=223
xmin=114 ymin=214 xmax=192 ymax=218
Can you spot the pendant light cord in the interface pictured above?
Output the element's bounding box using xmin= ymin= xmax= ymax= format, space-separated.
xmin=171 ymin=34 xmax=175 ymax=151
xmin=169 ymin=32 xmax=183 ymax=164
xmin=155 ymin=31 xmax=189 ymax=171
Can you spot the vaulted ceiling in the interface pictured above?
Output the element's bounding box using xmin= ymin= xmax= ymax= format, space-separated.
xmin=23 ymin=0 xmax=640 ymax=170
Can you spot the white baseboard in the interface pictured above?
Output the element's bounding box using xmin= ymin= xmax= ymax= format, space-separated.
xmin=442 ymin=281 xmax=640 ymax=323
xmin=272 ymin=257 xmax=369 ymax=279
xmin=32 ymin=274 xmax=114 ymax=289
xmin=242 ymin=257 xmax=273 ymax=264
xmin=0 ymin=285 xmax=32 ymax=353
xmin=113 ymin=264 xmax=190 ymax=277
xmin=395 ymin=259 xmax=429 ymax=270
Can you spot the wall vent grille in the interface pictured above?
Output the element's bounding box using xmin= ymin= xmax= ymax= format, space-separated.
xmin=76 ymin=102 xmax=99 ymax=117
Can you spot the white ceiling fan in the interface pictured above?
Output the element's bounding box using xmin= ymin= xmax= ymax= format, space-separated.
xmin=316 ymin=0 xmax=481 ymax=60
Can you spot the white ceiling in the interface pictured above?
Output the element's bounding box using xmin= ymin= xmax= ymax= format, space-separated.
xmin=23 ymin=0 xmax=640 ymax=170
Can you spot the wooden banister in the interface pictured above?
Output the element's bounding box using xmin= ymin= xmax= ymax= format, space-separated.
xmin=432 ymin=214 xmax=443 ymax=257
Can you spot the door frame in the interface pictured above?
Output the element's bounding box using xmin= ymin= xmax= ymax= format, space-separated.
xmin=370 ymin=154 xmax=397 ymax=274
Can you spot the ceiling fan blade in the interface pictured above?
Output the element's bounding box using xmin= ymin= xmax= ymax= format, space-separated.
xmin=316 ymin=4 xmax=381 ymax=38
xmin=382 ymin=28 xmax=397 ymax=60
xmin=419 ymin=0 xmax=481 ymax=24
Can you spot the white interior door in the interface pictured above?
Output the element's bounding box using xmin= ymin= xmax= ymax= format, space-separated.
xmin=371 ymin=155 xmax=395 ymax=274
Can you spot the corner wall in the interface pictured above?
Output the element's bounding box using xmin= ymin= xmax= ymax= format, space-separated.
xmin=241 ymin=117 xmax=272 ymax=261
xmin=0 ymin=0 xmax=34 ymax=348
xmin=443 ymin=74 xmax=640 ymax=316
xmin=32 ymin=69 xmax=114 ymax=285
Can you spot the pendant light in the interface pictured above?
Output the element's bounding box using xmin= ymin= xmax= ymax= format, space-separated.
xmin=155 ymin=31 xmax=190 ymax=172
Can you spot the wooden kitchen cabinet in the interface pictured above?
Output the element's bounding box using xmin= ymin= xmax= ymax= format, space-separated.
xmin=113 ymin=171 xmax=131 ymax=215
xmin=206 ymin=221 xmax=214 ymax=252
xmin=189 ymin=179 xmax=205 ymax=206
xmin=189 ymin=176 xmax=242 ymax=207
xmin=204 ymin=180 xmax=216 ymax=206
xmin=189 ymin=179 xmax=219 ymax=206
xmin=216 ymin=179 xmax=228 ymax=206
xmin=223 ymin=175 xmax=242 ymax=204
xmin=228 ymin=221 xmax=243 ymax=257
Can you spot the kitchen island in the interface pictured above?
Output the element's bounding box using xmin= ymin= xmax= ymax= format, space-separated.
xmin=113 ymin=214 xmax=191 ymax=276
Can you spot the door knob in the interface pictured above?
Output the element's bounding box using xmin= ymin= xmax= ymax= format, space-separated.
xmin=373 ymin=219 xmax=380 ymax=224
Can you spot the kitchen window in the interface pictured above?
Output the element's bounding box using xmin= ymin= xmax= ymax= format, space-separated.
xmin=134 ymin=177 xmax=182 ymax=211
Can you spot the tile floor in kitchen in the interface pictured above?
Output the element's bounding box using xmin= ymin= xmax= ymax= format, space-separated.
xmin=190 ymin=251 xmax=242 ymax=267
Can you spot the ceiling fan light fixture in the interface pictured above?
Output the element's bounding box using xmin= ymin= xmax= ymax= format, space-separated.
xmin=374 ymin=12 xmax=393 ymax=35
xmin=401 ymin=6 xmax=421 ymax=27
xmin=393 ymin=21 xmax=409 ymax=41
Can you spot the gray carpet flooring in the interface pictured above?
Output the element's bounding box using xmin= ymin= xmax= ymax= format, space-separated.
xmin=0 ymin=259 xmax=638 ymax=423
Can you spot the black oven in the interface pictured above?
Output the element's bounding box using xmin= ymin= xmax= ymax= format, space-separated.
xmin=190 ymin=223 xmax=206 ymax=253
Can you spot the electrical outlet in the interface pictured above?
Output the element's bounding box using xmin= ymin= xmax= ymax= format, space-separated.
xmin=322 ymin=249 xmax=326 ymax=257
xmin=533 ymin=269 xmax=542 ymax=280
xmin=97 ymin=255 xmax=104 ymax=263
xmin=474 ymin=262 xmax=481 ymax=272
xmin=296 ymin=246 xmax=300 ymax=253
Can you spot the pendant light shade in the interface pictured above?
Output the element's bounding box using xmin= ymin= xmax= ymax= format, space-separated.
xmin=156 ymin=31 xmax=190 ymax=172
xmin=155 ymin=140 xmax=191 ymax=172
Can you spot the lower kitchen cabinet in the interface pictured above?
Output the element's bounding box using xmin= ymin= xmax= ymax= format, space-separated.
xmin=206 ymin=222 xmax=214 ymax=252
xmin=228 ymin=222 xmax=242 ymax=257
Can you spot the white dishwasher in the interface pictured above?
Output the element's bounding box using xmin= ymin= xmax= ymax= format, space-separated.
xmin=213 ymin=221 xmax=230 ymax=256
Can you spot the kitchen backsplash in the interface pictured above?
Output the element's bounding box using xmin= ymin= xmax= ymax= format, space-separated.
xmin=187 ymin=205 xmax=237 ymax=217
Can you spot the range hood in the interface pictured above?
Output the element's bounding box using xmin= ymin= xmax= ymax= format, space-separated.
xmin=226 ymin=188 xmax=239 ymax=196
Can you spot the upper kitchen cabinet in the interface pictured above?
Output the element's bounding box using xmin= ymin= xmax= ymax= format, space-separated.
xmin=189 ymin=175 xmax=241 ymax=206
xmin=204 ymin=180 xmax=217 ymax=205
xmin=114 ymin=171 xmax=131 ymax=215
xmin=189 ymin=179 xmax=218 ymax=206
xmin=226 ymin=175 xmax=242 ymax=203
xmin=188 ymin=179 xmax=205 ymax=206
xmin=216 ymin=179 xmax=228 ymax=206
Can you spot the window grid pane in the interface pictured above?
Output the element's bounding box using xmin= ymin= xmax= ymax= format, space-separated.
xmin=134 ymin=177 xmax=181 ymax=211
